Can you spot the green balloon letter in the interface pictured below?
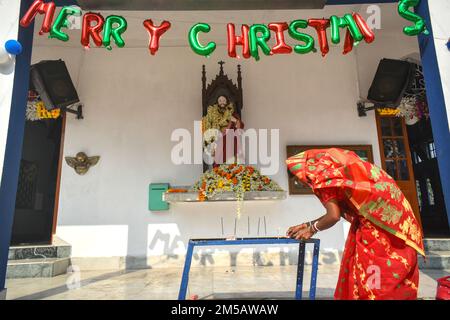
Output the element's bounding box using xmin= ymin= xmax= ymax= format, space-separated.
xmin=330 ymin=14 xmax=363 ymax=45
xmin=398 ymin=0 xmax=429 ymax=36
xmin=288 ymin=20 xmax=315 ymax=54
xmin=49 ymin=6 xmax=81 ymax=42
xmin=249 ymin=24 xmax=271 ymax=61
xmin=188 ymin=23 xmax=216 ymax=56
xmin=103 ymin=15 xmax=128 ymax=49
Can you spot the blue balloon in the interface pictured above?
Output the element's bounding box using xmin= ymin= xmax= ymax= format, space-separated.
xmin=5 ymin=40 xmax=22 ymax=55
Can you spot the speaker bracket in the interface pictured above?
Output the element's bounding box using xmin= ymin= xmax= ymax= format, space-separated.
xmin=357 ymin=101 xmax=376 ymax=117
xmin=63 ymin=102 xmax=83 ymax=120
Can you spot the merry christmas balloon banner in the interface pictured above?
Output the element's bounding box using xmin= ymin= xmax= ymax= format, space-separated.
xmin=19 ymin=0 xmax=428 ymax=60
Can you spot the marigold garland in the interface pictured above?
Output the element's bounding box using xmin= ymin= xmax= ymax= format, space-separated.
xmin=191 ymin=164 xmax=283 ymax=218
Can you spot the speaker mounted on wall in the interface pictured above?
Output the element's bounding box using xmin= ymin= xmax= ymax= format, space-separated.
xmin=30 ymin=59 xmax=83 ymax=119
xmin=367 ymin=58 xmax=415 ymax=107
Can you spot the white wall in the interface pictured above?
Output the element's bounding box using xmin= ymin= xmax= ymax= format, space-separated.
xmin=428 ymin=0 xmax=450 ymax=130
xmin=28 ymin=5 xmax=420 ymax=263
xmin=0 ymin=1 xmax=21 ymax=184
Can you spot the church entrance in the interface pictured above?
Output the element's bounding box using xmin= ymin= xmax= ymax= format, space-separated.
xmin=9 ymin=90 xmax=65 ymax=246
xmin=375 ymin=63 xmax=449 ymax=238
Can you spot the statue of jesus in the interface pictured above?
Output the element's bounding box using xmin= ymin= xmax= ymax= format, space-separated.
xmin=202 ymin=95 xmax=244 ymax=167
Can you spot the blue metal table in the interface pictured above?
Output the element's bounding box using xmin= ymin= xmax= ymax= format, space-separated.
xmin=178 ymin=237 xmax=320 ymax=300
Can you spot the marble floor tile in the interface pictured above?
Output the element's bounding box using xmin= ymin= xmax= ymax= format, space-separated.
xmin=5 ymin=265 xmax=448 ymax=300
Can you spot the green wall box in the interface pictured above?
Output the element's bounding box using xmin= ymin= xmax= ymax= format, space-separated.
xmin=149 ymin=183 xmax=169 ymax=211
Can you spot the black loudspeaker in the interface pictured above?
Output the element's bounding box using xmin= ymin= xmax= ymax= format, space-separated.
xmin=30 ymin=60 xmax=79 ymax=110
xmin=367 ymin=58 xmax=414 ymax=107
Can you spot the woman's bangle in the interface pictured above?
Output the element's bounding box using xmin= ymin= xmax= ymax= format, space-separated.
xmin=307 ymin=221 xmax=316 ymax=234
xmin=313 ymin=220 xmax=321 ymax=232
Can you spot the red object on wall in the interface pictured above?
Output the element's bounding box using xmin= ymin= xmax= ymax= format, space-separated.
xmin=436 ymin=276 xmax=450 ymax=300
xmin=307 ymin=18 xmax=330 ymax=57
xmin=81 ymin=13 xmax=105 ymax=48
xmin=143 ymin=20 xmax=171 ymax=55
xmin=20 ymin=0 xmax=56 ymax=35
xmin=227 ymin=23 xmax=251 ymax=59
xmin=268 ymin=22 xmax=292 ymax=54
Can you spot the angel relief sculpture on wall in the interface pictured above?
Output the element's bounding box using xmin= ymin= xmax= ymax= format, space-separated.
xmin=201 ymin=62 xmax=245 ymax=172
xmin=65 ymin=152 xmax=100 ymax=175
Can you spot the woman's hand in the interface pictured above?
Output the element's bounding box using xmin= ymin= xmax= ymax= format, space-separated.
xmin=286 ymin=223 xmax=315 ymax=240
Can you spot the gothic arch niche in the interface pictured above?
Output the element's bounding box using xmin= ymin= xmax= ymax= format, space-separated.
xmin=202 ymin=61 xmax=243 ymax=118
xmin=201 ymin=62 xmax=244 ymax=172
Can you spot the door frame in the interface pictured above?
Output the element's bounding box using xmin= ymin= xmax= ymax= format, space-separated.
xmin=51 ymin=112 xmax=67 ymax=240
xmin=375 ymin=112 xmax=422 ymax=226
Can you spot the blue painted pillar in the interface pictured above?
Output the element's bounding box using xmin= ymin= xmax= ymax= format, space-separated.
xmin=0 ymin=0 xmax=34 ymax=293
xmin=416 ymin=1 xmax=450 ymax=228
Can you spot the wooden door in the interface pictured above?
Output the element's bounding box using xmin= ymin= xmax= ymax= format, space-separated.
xmin=376 ymin=114 xmax=422 ymax=225
xmin=11 ymin=116 xmax=64 ymax=245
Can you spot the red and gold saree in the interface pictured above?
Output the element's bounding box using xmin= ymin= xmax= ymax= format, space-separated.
xmin=287 ymin=148 xmax=425 ymax=300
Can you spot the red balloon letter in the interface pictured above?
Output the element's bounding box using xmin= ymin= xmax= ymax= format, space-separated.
xmin=227 ymin=23 xmax=250 ymax=59
xmin=353 ymin=13 xmax=375 ymax=43
xmin=343 ymin=13 xmax=375 ymax=55
xmin=81 ymin=13 xmax=105 ymax=48
xmin=20 ymin=0 xmax=56 ymax=35
xmin=268 ymin=22 xmax=292 ymax=54
xmin=343 ymin=29 xmax=354 ymax=55
xmin=143 ymin=20 xmax=171 ymax=55
xmin=308 ymin=18 xmax=330 ymax=57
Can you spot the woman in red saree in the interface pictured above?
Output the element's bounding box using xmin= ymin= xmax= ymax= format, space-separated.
xmin=286 ymin=148 xmax=425 ymax=300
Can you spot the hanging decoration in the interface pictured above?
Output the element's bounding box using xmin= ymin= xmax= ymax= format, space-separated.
xmin=330 ymin=14 xmax=363 ymax=45
xmin=188 ymin=23 xmax=216 ymax=57
xmin=0 ymin=39 xmax=23 ymax=72
xmin=353 ymin=13 xmax=376 ymax=44
xmin=227 ymin=23 xmax=250 ymax=59
xmin=268 ymin=22 xmax=292 ymax=55
xmin=377 ymin=108 xmax=400 ymax=116
xmin=81 ymin=12 xmax=105 ymax=48
xmin=396 ymin=94 xmax=430 ymax=125
xmin=308 ymin=18 xmax=331 ymax=57
xmin=249 ymin=24 xmax=271 ymax=61
xmin=288 ymin=20 xmax=315 ymax=55
xmin=398 ymin=0 xmax=429 ymax=36
xmin=103 ymin=15 xmax=128 ymax=50
xmin=397 ymin=97 xmax=420 ymax=125
xmin=343 ymin=13 xmax=376 ymax=55
xmin=50 ymin=6 xmax=82 ymax=42
xmin=26 ymin=101 xmax=60 ymax=121
xmin=20 ymin=0 xmax=56 ymax=35
xmin=18 ymin=1 xmax=378 ymax=58
xmin=143 ymin=20 xmax=171 ymax=55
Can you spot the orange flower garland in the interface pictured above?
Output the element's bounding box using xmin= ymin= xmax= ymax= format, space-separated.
xmin=191 ymin=164 xmax=283 ymax=203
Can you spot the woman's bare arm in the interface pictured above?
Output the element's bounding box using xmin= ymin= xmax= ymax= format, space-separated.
xmin=314 ymin=199 xmax=342 ymax=231
xmin=286 ymin=199 xmax=342 ymax=240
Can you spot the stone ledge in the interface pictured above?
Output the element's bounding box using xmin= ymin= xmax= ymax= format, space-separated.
xmin=8 ymin=236 xmax=71 ymax=260
xmin=423 ymin=238 xmax=450 ymax=252
xmin=164 ymin=191 xmax=287 ymax=202
xmin=419 ymin=251 xmax=450 ymax=269
xmin=6 ymin=258 xmax=70 ymax=279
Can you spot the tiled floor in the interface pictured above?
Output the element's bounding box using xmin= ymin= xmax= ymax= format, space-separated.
xmin=5 ymin=265 xmax=449 ymax=300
